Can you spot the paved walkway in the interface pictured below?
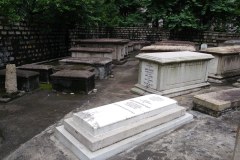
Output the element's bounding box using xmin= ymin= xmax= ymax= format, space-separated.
xmin=1 ymin=56 xmax=240 ymax=160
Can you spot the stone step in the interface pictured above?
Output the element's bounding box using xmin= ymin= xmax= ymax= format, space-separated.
xmin=64 ymin=106 xmax=186 ymax=151
xmin=55 ymin=113 xmax=193 ymax=160
xmin=72 ymin=94 xmax=177 ymax=136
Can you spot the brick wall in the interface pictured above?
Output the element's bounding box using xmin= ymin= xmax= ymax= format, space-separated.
xmin=69 ymin=26 xmax=170 ymax=44
xmin=0 ymin=18 xmax=70 ymax=68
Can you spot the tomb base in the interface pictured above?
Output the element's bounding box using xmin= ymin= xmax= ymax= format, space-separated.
xmin=56 ymin=113 xmax=193 ymax=160
xmin=55 ymin=94 xmax=193 ymax=160
xmin=131 ymin=82 xmax=210 ymax=97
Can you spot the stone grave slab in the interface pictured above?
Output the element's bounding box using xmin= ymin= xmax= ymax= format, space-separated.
xmin=55 ymin=94 xmax=193 ymax=160
xmin=0 ymin=69 xmax=39 ymax=92
xmin=193 ymin=88 xmax=240 ymax=117
xmin=141 ymin=40 xmax=196 ymax=53
xmin=18 ymin=64 xmax=53 ymax=83
xmin=131 ymin=51 xmax=214 ymax=97
xmin=219 ymin=39 xmax=240 ymax=46
xmin=72 ymin=38 xmax=130 ymax=63
xmin=53 ymin=64 xmax=95 ymax=73
xmin=50 ymin=70 xmax=95 ymax=94
xmin=200 ymin=46 xmax=240 ymax=83
xmin=59 ymin=57 xmax=112 ymax=80
xmin=70 ymin=47 xmax=114 ymax=59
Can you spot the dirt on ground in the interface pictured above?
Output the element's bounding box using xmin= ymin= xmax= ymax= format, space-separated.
xmin=0 ymin=54 xmax=240 ymax=160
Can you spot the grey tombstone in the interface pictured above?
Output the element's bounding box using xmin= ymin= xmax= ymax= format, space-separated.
xmin=5 ymin=64 xmax=17 ymax=94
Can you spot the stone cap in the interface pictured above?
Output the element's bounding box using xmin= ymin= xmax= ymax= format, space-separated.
xmin=193 ymin=88 xmax=240 ymax=111
xmin=59 ymin=57 xmax=112 ymax=65
xmin=69 ymin=47 xmax=114 ymax=53
xmin=0 ymin=69 xmax=39 ymax=78
xmin=18 ymin=64 xmax=53 ymax=70
xmin=141 ymin=45 xmax=196 ymax=52
xmin=73 ymin=38 xmax=130 ymax=44
xmin=136 ymin=51 xmax=214 ymax=64
xmin=53 ymin=65 xmax=95 ymax=72
xmin=200 ymin=46 xmax=240 ymax=55
xmin=51 ymin=70 xmax=95 ymax=78
xmin=154 ymin=40 xmax=196 ymax=46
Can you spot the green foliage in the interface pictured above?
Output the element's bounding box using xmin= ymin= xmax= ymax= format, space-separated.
xmin=0 ymin=0 xmax=239 ymax=31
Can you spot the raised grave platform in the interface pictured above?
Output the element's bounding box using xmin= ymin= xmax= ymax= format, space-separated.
xmin=141 ymin=45 xmax=196 ymax=53
xmin=200 ymin=46 xmax=240 ymax=83
xmin=0 ymin=69 xmax=39 ymax=92
xmin=59 ymin=57 xmax=112 ymax=80
xmin=72 ymin=38 xmax=130 ymax=63
xmin=131 ymin=51 xmax=214 ymax=97
xmin=193 ymin=88 xmax=240 ymax=117
xmin=18 ymin=64 xmax=53 ymax=83
xmin=55 ymin=94 xmax=193 ymax=160
xmin=53 ymin=64 xmax=95 ymax=73
xmin=70 ymin=47 xmax=114 ymax=59
xmin=51 ymin=70 xmax=95 ymax=94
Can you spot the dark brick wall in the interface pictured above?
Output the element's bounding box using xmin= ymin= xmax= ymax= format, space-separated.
xmin=0 ymin=18 xmax=70 ymax=68
xmin=69 ymin=26 xmax=170 ymax=43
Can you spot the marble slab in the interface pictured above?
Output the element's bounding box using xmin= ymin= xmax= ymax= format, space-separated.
xmin=73 ymin=94 xmax=177 ymax=136
xmin=55 ymin=113 xmax=193 ymax=160
xmin=136 ymin=51 xmax=214 ymax=64
xmin=193 ymin=88 xmax=240 ymax=117
xmin=132 ymin=51 xmax=213 ymax=97
xmin=64 ymin=106 xmax=185 ymax=151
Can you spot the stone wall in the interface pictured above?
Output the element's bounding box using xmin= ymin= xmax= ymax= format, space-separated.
xmin=69 ymin=26 xmax=170 ymax=43
xmin=170 ymin=30 xmax=240 ymax=46
xmin=71 ymin=26 xmax=240 ymax=47
xmin=0 ymin=18 xmax=70 ymax=68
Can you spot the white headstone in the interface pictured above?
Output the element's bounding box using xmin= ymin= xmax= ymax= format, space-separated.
xmin=5 ymin=64 xmax=17 ymax=94
xmin=200 ymin=43 xmax=208 ymax=50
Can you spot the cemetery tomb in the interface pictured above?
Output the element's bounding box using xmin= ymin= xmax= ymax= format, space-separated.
xmin=59 ymin=57 xmax=112 ymax=80
xmin=0 ymin=69 xmax=39 ymax=92
xmin=219 ymin=39 xmax=240 ymax=46
xmin=131 ymin=51 xmax=214 ymax=97
xmin=193 ymin=88 xmax=240 ymax=117
xmin=55 ymin=94 xmax=193 ymax=160
xmin=200 ymin=45 xmax=240 ymax=83
xmin=18 ymin=64 xmax=53 ymax=83
xmin=233 ymin=79 xmax=240 ymax=87
xmin=141 ymin=40 xmax=196 ymax=53
xmin=141 ymin=45 xmax=196 ymax=53
xmin=72 ymin=38 xmax=130 ymax=63
xmin=132 ymin=41 xmax=142 ymax=51
xmin=5 ymin=64 xmax=17 ymax=94
xmin=50 ymin=70 xmax=95 ymax=94
xmin=70 ymin=47 xmax=114 ymax=60
xmin=53 ymin=64 xmax=95 ymax=73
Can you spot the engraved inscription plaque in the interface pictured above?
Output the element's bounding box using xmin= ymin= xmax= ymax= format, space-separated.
xmin=140 ymin=61 xmax=158 ymax=89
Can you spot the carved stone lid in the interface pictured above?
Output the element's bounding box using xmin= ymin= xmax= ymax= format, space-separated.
xmin=136 ymin=51 xmax=214 ymax=64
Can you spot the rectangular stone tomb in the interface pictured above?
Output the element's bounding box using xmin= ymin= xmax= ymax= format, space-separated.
xmin=200 ymin=46 xmax=240 ymax=83
xmin=50 ymin=70 xmax=95 ymax=94
xmin=18 ymin=64 xmax=53 ymax=83
xmin=140 ymin=44 xmax=196 ymax=53
xmin=55 ymin=94 xmax=193 ymax=160
xmin=59 ymin=57 xmax=112 ymax=80
xmin=70 ymin=47 xmax=114 ymax=59
xmin=0 ymin=69 xmax=39 ymax=92
xmin=72 ymin=38 xmax=130 ymax=63
xmin=131 ymin=51 xmax=214 ymax=97
xmin=193 ymin=88 xmax=240 ymax=117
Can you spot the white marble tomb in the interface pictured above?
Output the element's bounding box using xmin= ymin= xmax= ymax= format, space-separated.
xmin=55 ymin=94 xmax=193 ymax=160
xmin=131 ymin=51 xmax=214 ymax=97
